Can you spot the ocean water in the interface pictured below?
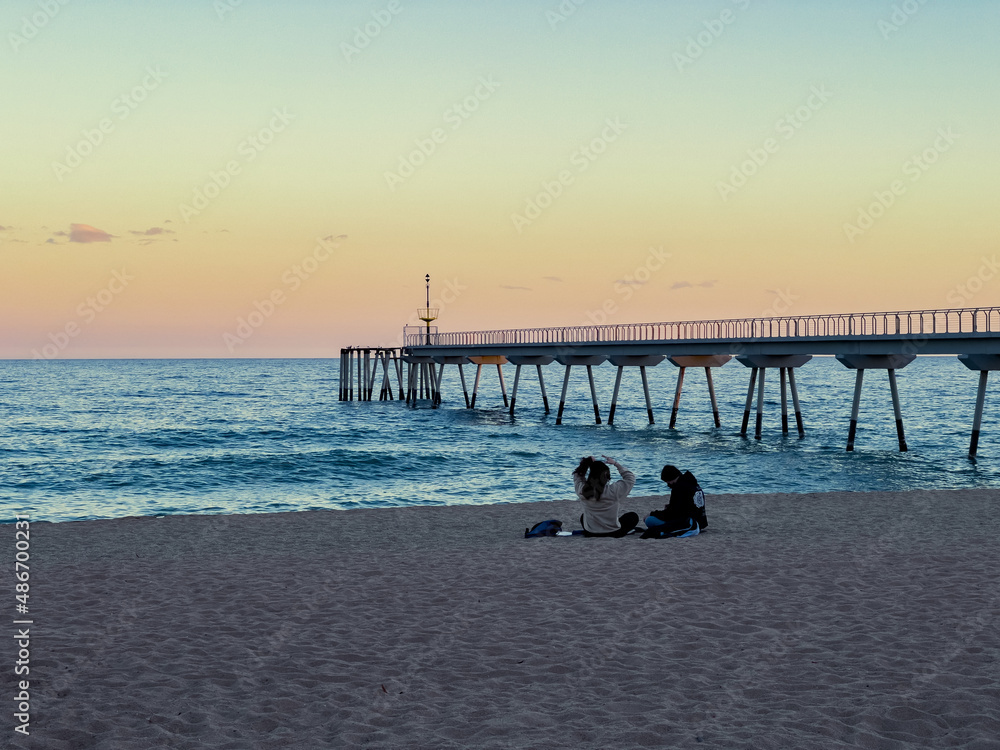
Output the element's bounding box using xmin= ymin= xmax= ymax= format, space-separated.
xmin=1 ymin=357 xmax=999 ymax=523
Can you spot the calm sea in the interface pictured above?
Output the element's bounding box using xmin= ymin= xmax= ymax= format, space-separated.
xmin=2 ymin=357 xmax=998 ymax=523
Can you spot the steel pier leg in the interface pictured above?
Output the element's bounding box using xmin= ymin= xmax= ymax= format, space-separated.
xmin=789 ymin=367 xmax=804 ymax=437
xmin=669 ymin=366 xmax=685 ymax=428
xmin=970 ymin=370 xmax=989 ymax=458
xmin=537 ymin=365 xmax=550 ymax=414
xmin=741 ymin=368 xmax=758 ymax=437
xmin=608 ymin=366 xmax=624 ymax=425
xmin=887 ymin=369 xmax=907 ymax=452
xmin=586 ymin=365 xmax=601 ymax=424
xmin=705 ymin=367 xmax=721 ymax=427
xmin=458 ymin=364 xmax=470 ymax=408
xmin=755 ymin=368 xmax=766 ymax=440
xmin=433 ymin=363 xmax=444 ymax=408
xmin=470 ymin=364 xmax=482 ymax=409
xmin=510 ymin=365 xmax=521 ymax=416
xmin=640 ymin=366 xmax=654 ymax=424
xmin=847 ymin=369 xmax=864 ymax=451
xmin=780 ymin=368 xmax=789 ymax=435
xmin=556 ymin=365 xmax=572 ymax=425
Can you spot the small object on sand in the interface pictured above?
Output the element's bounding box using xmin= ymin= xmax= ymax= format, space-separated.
xmin=381 ymin=684 xmax=387 ymax=693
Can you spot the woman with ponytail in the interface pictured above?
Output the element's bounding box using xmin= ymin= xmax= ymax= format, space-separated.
xmin=573 ymin=455 xmax=639 ymax=537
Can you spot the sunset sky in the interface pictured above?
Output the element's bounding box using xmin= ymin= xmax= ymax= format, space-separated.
xmin=3 ymin=0 xmax=998 ymax=358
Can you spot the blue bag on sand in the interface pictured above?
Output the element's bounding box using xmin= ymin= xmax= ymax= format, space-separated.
xmin=524 ymin=519 xmax=563 ymax=538
xmin=639 ymin=517 xmax=700 ymax=540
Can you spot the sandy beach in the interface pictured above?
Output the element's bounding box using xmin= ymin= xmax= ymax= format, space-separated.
xmin=9 ymin=489 xmax=1000 ymax=749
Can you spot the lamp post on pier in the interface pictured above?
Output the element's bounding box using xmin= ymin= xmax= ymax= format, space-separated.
xmin=417 ymin=273 xmax=438 ymax=345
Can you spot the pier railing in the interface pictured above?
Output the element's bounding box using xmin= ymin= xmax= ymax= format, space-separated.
xmin=403 ymin=307 xmax=1000 ymax=348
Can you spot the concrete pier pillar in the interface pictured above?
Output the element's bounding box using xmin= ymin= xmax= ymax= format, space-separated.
xmin=557 ymin=365 xmax=572 ymax=425
xmin=497 ymin=364 xmax=509 ymax=408
xmin=470 ymin=364 xmax=483 ymax=409
xmin=640 ymin=366 xmax=654 ymax=424
xmin=510 ymin=364 xmax=521 ymax=416
xmin=458 ymin=364 xmax=470 ymax=408
xmin=780 ymin=367 xmax=789 ymax=435
xmin=705 ymin=367 xmax=721 ymax=427
xmin=887 ymin=368 xmax=907 ymax=451
xmin=958 ymin=354 xmax=1000 ymax=458
xmin=586 ymin=365 xmax=602 ymax=424
xmin=788 ymin=368 xmax=804 ymax=437
xmin=755 ymin=367 xmax=766 ymax=440
xmin=669 ymin=367 xmax=686 ymax=429
xmin=741 ymin=368 xmax=758 ymax=437
xmin=537 ymin=365 xmax=550 ymax=414
xmin=847 ymin=369 xmax=864 ymax=452
xmin=608 ymin=366 xmax=624 ymax=425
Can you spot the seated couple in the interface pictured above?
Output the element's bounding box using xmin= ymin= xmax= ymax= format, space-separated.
xmin=573 ymin=455 xmax=708 ymax=538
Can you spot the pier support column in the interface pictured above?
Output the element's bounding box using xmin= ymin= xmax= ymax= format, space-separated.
xmin=837 ymin=354 xmax=916 ymax=452
xmin=556 ymin=366 xmax=572 ymax=425
xmin=470 ymin=364 xmax=483 ymax=409
xmin=847 ymin=369 xmax=864 ymax=452
xmin=586 ymin=365 xmax=602 ymax=424
xmin=958 ymin=354 xmax=1000 ymax=458
xmin=640 ymin=366 xmax=654 ymax=424
xmin=458 ymin=365 xmax=470 ymax=408
xmin=788 ymin=368 xmax=805 ymax=437
xmin=780 ymin=368 xmax=789 ymax=435
xmin=608 ymin=366 xmax=624 ymax=425
xmin=509 ymin=365 xmax=521 ymax=416
xmin=669 ymin=367 xmax=686 ymax=429
xmin=537 ymin=365 xmax=550 ymax=414
xmin=705 ymin=367 xmax=721 ymax=427
xmin=741 ymin=368 xmax=758 ymax=437
xmin=433 ymin=363 xmax=444 ymax=408
xmin=887 ymin=369 xmax=907 ymax=451
xmin=497 ymin=364 xmax=509 ymax=408
xmin=755 ymin=367 xmax=766 ymax=440
xmin=970 ymin=371 xmax=989 ymax=458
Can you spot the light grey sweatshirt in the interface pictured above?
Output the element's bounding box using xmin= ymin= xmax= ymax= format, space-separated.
xmin=574 ymin=462 xmax=636 ymax=533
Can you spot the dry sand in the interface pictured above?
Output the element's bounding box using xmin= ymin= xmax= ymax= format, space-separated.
xmin=7 ymin=490 xmax=1000 ymax=749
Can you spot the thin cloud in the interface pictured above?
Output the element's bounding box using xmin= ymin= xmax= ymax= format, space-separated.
xmin=670 ymin=281 xmax=693 ymax=290
xmin=129 ymin=227 xmax=174 ymax=236
xmin=322 ymin=234 xmax=348 ymax=243
xmin=543 ymin=276 xmax=562 ymax=282
xmin=45 ymin=238 xmax=57 ymax=244
xmin=500 ymin=285 xmax=532 ymax=291
xmin=69 ymin=224 xmax=113 ymax=243
xmin=699 ymin=280 xmax=717 ymax=288
xmin=616 ymin=279 xmax=645 ymax=287
xmin=0 ymin=225 xmax=8 ymax=231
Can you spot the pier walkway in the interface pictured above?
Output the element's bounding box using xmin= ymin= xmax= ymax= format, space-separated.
xmin=341 ymin=307 xmax=1000 ymax=457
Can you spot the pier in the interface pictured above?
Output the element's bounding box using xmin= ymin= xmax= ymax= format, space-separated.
xmin=340 ymin=307 xmax=1000 ymax=457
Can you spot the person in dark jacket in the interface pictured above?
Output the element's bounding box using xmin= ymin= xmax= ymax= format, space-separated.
xmin=643 ymin=465 xmax=708 ymax=533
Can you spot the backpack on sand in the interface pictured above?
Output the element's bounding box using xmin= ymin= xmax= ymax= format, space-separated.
xmin=524 ymin=519 xmax=563 ymax=538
